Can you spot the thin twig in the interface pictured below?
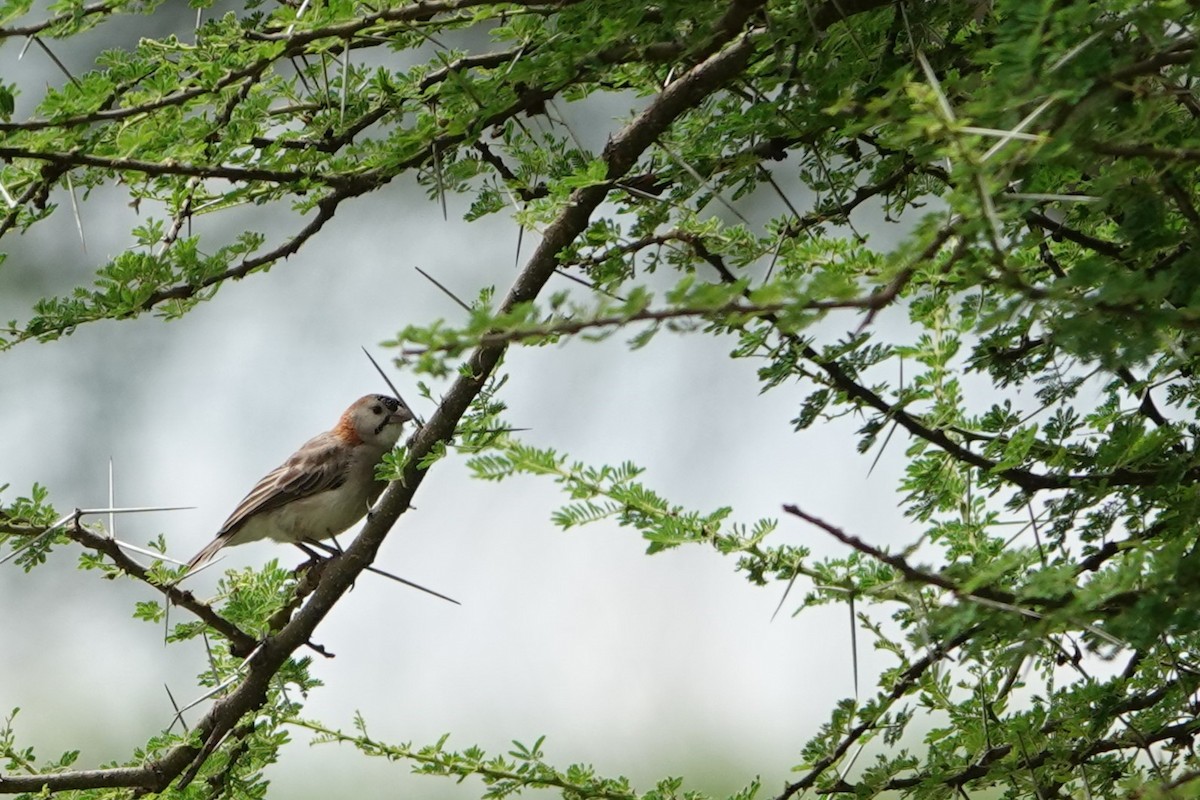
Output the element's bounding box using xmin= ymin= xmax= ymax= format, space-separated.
xmin=782 ymin=505 xmax=1124 ymax=647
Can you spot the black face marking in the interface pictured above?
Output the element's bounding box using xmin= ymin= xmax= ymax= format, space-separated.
xmin=371 ymin=395 xmax=401 ymax=435
xmin=375 ymin=395 xmax=400 ymax=411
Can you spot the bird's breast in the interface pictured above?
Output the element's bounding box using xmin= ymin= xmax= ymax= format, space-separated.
xmin=259 ymin=455 xmax=385 ymax=544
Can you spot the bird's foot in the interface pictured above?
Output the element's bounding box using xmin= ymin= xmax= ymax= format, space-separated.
xmin=292 ymin=541 xmax=328 ymax=575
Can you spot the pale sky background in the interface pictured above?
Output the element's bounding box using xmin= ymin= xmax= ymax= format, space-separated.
xmin=0 ymin=5 xmax=925 ymax=798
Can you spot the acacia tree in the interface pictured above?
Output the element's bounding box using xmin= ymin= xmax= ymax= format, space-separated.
xmin=2 ymin=0 xmax=1199 ymax=797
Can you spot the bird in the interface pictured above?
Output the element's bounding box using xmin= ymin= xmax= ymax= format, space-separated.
xmin=186 ymin=394 xmax=414 ymax=570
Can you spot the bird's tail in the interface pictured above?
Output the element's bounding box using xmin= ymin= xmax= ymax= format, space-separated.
xmin=186 ymin=535 xmax=228 ymax=571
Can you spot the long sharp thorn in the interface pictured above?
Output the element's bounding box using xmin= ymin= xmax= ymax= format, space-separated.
xmin=176 ymin=673 xmax=240 ymax=718
xmin=78 ymin=505 xmax=196 ymax=516
xmin=68 ymin=173 xmax=86 ymax=252
xmin=363 ymin=564 xmax=460 ymax=605
xmin=553 ymin=268 xmax=626 ymax=301
xmin=0 ymin=511 xmax=75 ymax=565
xmin=361 ymin=347 xmax=424 ymax=426
xmin=867 ymin=420 xmax=899 ymax=478
xmin=113 ymin=538 xmax=188 ymax=566
xmin=414 ymin=265 xmax=472 ymax=312
xmin=34 ymin=37 xmax=80 ymax=87
xmin=164 ymin=683 xmax=189 ymax=734
xmin=203 ymin=633 xmax=220 ymax=688
xmin=339 ymin=44 xmax=349 ymax=124
xmin=285 ymin=0 xmax=311 ymax=34
xmin=432 ymin=140 xmax=448 ymax=221
xmin=361 ymin=346 xmax=404 ymax=399
xmin=176 ymin=642 xmax=263 ymax=720
xmin=108 ymin=458 xmax=115 ymax=539
xmin=849 ymin=595 xmax=859 ymax=698
xmin=771 ymin=567 xmax=801 ymax=622
xmin=302 ymin=538 xmax=460 ymax=605
xmin=170 ymin=554 xmax=225 ymax=587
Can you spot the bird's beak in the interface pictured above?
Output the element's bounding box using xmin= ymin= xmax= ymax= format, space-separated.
xmin=390 ymin=405 xmax=414 ymax=424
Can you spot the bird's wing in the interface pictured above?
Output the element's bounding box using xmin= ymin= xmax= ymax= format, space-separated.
xmin=217 ymin=432 xmax=352 ymax=537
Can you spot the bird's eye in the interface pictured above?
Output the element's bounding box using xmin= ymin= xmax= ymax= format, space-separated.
xmin=371 ymin=404 xmax=383 ymax=415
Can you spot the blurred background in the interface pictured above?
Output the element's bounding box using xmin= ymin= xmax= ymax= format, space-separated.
xmin=1 ymin=4 xmax=921 ymax=797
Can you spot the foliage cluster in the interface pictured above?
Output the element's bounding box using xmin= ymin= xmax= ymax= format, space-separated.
xmin=3 ymin=0 xmax=1200 ymax=798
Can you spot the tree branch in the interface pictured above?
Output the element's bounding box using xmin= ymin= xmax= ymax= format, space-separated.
xmin=820 ymin=705 xmax=1200 ymax=794
xmin=781 ymin=504 xmax=1200 ymax=796
xmin=0 ymin=146 xmax=343 ymax=187
xmin=0 ymin=1 xmax=118 ymax=39
xmin=399 ymin=293 xmax=941 ymax=357
xmin=776 ymin=625 xmax=981 ymax=800
xmin=64 ymin=519 xmax=258 ymax=654
xmin=0 ymin=5 xmax=768 ymax=793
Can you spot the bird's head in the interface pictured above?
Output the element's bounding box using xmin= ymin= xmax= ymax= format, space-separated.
xmin=337 ymin=394 xmax=413 ymax=448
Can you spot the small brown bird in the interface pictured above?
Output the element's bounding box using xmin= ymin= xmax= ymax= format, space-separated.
xmin=186 ymin=395 xmax=412 ymax=570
